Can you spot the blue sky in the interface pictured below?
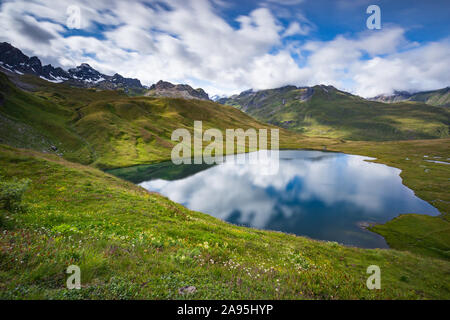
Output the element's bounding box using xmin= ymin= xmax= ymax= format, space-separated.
xmin=0 ymin=0 xmax=449 ymax=96
xmin=221 ymin=0 xmax=449 ymax=42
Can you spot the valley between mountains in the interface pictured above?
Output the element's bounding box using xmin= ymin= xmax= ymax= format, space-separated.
xmin=0 ymin=43 xmax=449 ymax=299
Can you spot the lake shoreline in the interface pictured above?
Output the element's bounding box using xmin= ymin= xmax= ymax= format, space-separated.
xmin=109 ymin=150 xmax=439 ymax=250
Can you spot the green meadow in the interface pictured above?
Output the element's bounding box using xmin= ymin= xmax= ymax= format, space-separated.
xmin=0 ymin=145 xmax=449 ymax=299
xmin=0 ymin=72 xmax=449 ymax=299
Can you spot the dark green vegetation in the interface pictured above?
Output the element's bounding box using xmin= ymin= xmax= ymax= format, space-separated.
xmin=107 ymin=161 xmax=215 ymax=184
xmin=220 ymin=85 xmax=449 ymax=140
xmin=0 ymin=176 xmax=30 ymax=213
xmin=0 ymin=71 xmax=449 ymax=299
xmin=0 ymin=145 xmax=449 ymax=299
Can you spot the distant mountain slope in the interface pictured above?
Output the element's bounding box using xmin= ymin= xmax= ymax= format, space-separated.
xmin=145 ymin=80 xmax=210 ymax=100
xmin=219 ymin=85 xmax=449 ymax=141
xmin=0 ymin=42 xmax=144 ymax=92
xmin=211 ymin=94 xmax=228 ymax=102
xmin=370 ymin=87 xmax=450 ymax=107
xmin=369 ymin=91 xmax=413 ymax=104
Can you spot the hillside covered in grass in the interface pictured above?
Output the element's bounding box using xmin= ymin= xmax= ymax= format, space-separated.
xmin=219 ymin=85 xmax=449 ymax=141
xmin=0 ymin=71 xmax=449 ymax=299
xmin=0 ymin=145 xmax=449 ymax=299
xmin=0 ymin=72 xmax=334 ymax=169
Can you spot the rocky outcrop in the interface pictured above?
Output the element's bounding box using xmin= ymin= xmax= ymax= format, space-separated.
xmin=146 ymin=80 xmax=210 ymax=100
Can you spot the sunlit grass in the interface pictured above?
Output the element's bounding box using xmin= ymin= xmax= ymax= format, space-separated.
xmin=0 ymin=145 xmax=449 ymax=299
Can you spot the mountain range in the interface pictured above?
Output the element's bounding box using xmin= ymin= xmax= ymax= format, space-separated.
xmin=0 ymin=42 xmax=144 ymax=92
xmin=218 ymin=84 xmax=449 ymax=140
xmin=1 ymin=42 xmax=448 ymax=142
xmin=3 ymin=41 xmax=449 ymax=106
xmin=369 ymin=87 xmax=450 ymax=107
xmin=0 ymin=42 xmax=209 ymax=100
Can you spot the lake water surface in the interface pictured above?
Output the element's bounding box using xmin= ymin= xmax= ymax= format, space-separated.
xmin=108 ymin=150 xmax=439 ymax=248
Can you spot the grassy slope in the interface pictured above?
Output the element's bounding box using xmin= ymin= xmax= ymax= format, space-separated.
xmin=0 ymin=145 xmax=449 ymax=299
xmin=408 ymin=87 xmax=450 ymax=107
xmin=0 ymin=72 xmax=335 ymax=169
xmin=222 ymin=86 xmax=450 ymax=141
xmin=72 ymin=96 xmax=333 ymax=169
xmin=0 ymin=73 xmax=98 ymax=164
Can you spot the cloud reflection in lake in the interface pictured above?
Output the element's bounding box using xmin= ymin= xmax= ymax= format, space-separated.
xmin=138 ymin=150 xmax=439 ymax=248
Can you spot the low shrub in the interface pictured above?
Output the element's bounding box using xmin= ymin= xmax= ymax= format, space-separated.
xmin=0 ymin=176 xmax=31 ymax=212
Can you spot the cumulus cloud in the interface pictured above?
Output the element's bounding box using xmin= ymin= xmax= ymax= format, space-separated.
xmin=283 ymin=22 xmax=310 ymax=37
xmin=0 ymin=0 xmax=448 ymax=96
xmin=350 ymin=41 xmax=450 ymax=96
xmin=298 ymin=28 xmax=450 ymax=96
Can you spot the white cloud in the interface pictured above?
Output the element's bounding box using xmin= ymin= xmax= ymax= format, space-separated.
xmin=0 ymin=0 xmax=448 ymax=97
xmin=283 ymin=22 xmax=310 ymax=37
xmin=351 ymin=40 xmax=450 ymax=96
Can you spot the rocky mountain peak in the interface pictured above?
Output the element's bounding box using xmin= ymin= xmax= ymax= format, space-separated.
xmin=28 ymin=56 xmax=42 ymax=67
xmin=0 ymin=42 xmax=144 ymax=90
xmin=150 ymin=80 xmax=176 ymax=90
xmin=68 ymin=63 xmax=104 ymax=82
